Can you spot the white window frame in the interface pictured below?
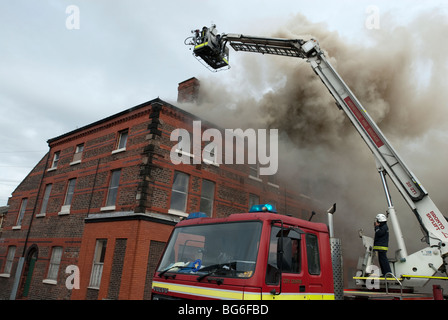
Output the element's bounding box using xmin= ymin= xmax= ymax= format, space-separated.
xmin=70 ymin=143 xmax=84 ymax=165
xmin=37 ymin=184 xmax=52 ymax=217
xmin=112 ymin=129 xmax=128 ymax=154
xmin=59 ymin=178 xmax=76 ymax=215
xmin=89 ymin=239 xmax=107 ymax=289
xmin=44 ymin=246 xmax=63 ymax=284
xmin=168 ymin=171 xmax=189 ymax=217
xmin=48 ymin=151 xmax=60 ymax=171
xmin=101 ymin=170 xmax=121 ymax=211
xmin=13 ymin=198 xmax=28 ymax=229
xmin=0 ymin=246 xmax=16 ymax=277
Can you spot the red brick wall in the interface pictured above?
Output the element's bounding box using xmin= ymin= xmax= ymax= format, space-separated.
xmin=71 ymin=217 xmax=173 ymax=300
xmin=0 ymin=97 xmax=317 ymax=300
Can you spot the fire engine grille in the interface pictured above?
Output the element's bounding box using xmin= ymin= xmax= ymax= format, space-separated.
xmin=330 ymin=238 xmax=344 ymax=300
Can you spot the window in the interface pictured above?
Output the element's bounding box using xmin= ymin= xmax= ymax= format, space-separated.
xmin=268 ymin=173 xmax=278 ymax=187
xmin=46 ymin=247 xmax=63 ymax=282
xmin=50 ymin=151 xmax=60 ymax=169
xmin=249 ymin=163 xmax=259 ymax=179
xmin=203 ymin=142 xmax=219 ymax=166
xmin=3 ymin=246 xmax=16 ymax=275
xmin=71 ymin=144 xmax=84 ymax=164
xmin=64 ymin=179 xmax=76 ymax=206
xmin=199 ymin=180 xmax=215 ymax=217
xmin=306 ymin=233 xmax=321 ymax=275
xmin=113 ymin=129 xmax=128 ymax=153
xmin=266 ymin=226 xmax=302 ymax=284
xmin=248 ymin=194 xmax=259 ymax=210
xmin=105 ymin=170 xmax=121 ymax=208
xmin=15 ymin=198 xmax=28 ymax=227
xmin=89 ymin=239 xmax=107 ymax=289
xmin=39 ymin=184 xmax=52 ymax=216
xmin=59 ymin=179 xmax=76 ymax=215
xmin=169 ymin=171 xmax=189 ymax=215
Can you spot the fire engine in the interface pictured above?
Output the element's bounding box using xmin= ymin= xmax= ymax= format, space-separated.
xmin=151 ymin=25 xmax=448 ymax=300
xmin=152 ymin=204 xmax=339 ymax=300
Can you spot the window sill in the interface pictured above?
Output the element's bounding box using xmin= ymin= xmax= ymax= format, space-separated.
xmin=0 ymin=273 xmax=11 ymax=278
xmin=12 ymin=226 xmax=21 ymax=230
xmin=203 ymin=159 xmax=219 ymax=167
xmin=111 ymin=148 xmax=126 ymax=155
xmin=267 ymin=182 xmax=279 ymax=188
xmin=47 ymin=167 xmax=57 ymax=172
xmin=58 ymin=205 xmax=71 ymax=215
xmin=43 ymin=279 xmax=57 ymax=285
xmin=70 ymin=160 xmax=81 ymax=166
xmin=100 ymin=206 xmax=116 ymax=212
xmin=175 ymin=149 xmax=194 ymax=158
xmin=87 ymin=286 xmax=100 ymax=290
xmin=168 ymin=209 xmax=189 ymax=217
xmin=248 ymin=175 xmax=262 ymax=182
xmin=36 ymin=213 xmax=46 ymax=218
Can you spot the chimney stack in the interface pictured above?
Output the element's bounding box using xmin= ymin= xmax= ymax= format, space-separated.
xmin=177 ymin=77 xmax=200 ymax=103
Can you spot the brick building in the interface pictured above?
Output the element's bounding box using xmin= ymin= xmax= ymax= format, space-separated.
xmin=0 ymin=78 xmax=318 ymax=300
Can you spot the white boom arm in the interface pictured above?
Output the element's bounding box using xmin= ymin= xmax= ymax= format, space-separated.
xmin=187 ymin=27 xmax=448 ymax=286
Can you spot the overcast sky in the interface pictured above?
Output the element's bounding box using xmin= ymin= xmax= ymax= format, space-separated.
xmin=1 ymin=0 xmax=447 ymax=206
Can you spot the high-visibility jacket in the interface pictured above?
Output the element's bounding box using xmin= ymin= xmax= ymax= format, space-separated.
xmin=373 ymin=222 xmax=389 ymax=251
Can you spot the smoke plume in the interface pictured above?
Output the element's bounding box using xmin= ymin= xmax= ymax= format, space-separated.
xmin=180 ymin=11 xmax=448 ymax=282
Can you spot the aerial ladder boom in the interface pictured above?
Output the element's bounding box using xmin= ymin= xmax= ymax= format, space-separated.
xmin=186 ymin=26 xmax=448 ymax=286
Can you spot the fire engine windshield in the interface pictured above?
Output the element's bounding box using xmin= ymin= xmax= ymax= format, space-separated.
xmin=157 ymin=221 xmax=262 ymax=278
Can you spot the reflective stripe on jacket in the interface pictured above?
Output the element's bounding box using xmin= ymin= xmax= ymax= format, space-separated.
xmin=374 ymin=222 xmax=389 ymax=251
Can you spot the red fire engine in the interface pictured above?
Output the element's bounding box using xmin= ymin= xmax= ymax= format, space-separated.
xmin=152 ymin=205 xmax=338 ymax=300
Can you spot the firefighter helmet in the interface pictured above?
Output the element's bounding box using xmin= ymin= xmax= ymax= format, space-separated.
xmin=376 ymin=213 xmax=387 ymax=222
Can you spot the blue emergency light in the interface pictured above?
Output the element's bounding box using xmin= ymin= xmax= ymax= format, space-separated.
xmin=187 ymin=212 xmax=208 ymax=219
xmin=249 ymin=204 xmax=277 ymax=213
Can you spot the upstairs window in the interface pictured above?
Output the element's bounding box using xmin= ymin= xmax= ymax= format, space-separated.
xmin=49 ymin=151 xmax=60 ymax=170
xmin=169 ymin=171 xmax=189 ymax=215
xmin=64 ymin=179 xmax=76 ymax=206
xmin=105 ymin=170 xmax=121 ymax=208
xmin=71 ymin=143 xmax=84 ymax=165
xmin=39 ymin=184 xmax=52 ymax=216
xmin=113 ymin=129 xmax=128 ymax=153
xmin=248 ymin=194 xmax=259 ymax=210
xmin=249 ymin=163 xmax=259 ymax=179
xmin=199 ymin=179 xmax=215 ymax=217
xmin=59 ymin=179 xmax=76 ymax=215
xmin=15 ymin=198 xmax=28 ymax=227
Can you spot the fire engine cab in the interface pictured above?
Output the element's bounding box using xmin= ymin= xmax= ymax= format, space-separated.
xmin=152 ymin=205 xmax=337 ymax=300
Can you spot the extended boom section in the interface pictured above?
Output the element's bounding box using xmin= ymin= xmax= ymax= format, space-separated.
xmin=186 ymin=25 xmax=448 ymax=288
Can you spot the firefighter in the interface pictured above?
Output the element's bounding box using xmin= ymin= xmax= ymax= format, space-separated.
xmin=373 ymin=213 xmax=392 ymax=276
xmin=200 ymin=26 xmax=208 ymax=43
